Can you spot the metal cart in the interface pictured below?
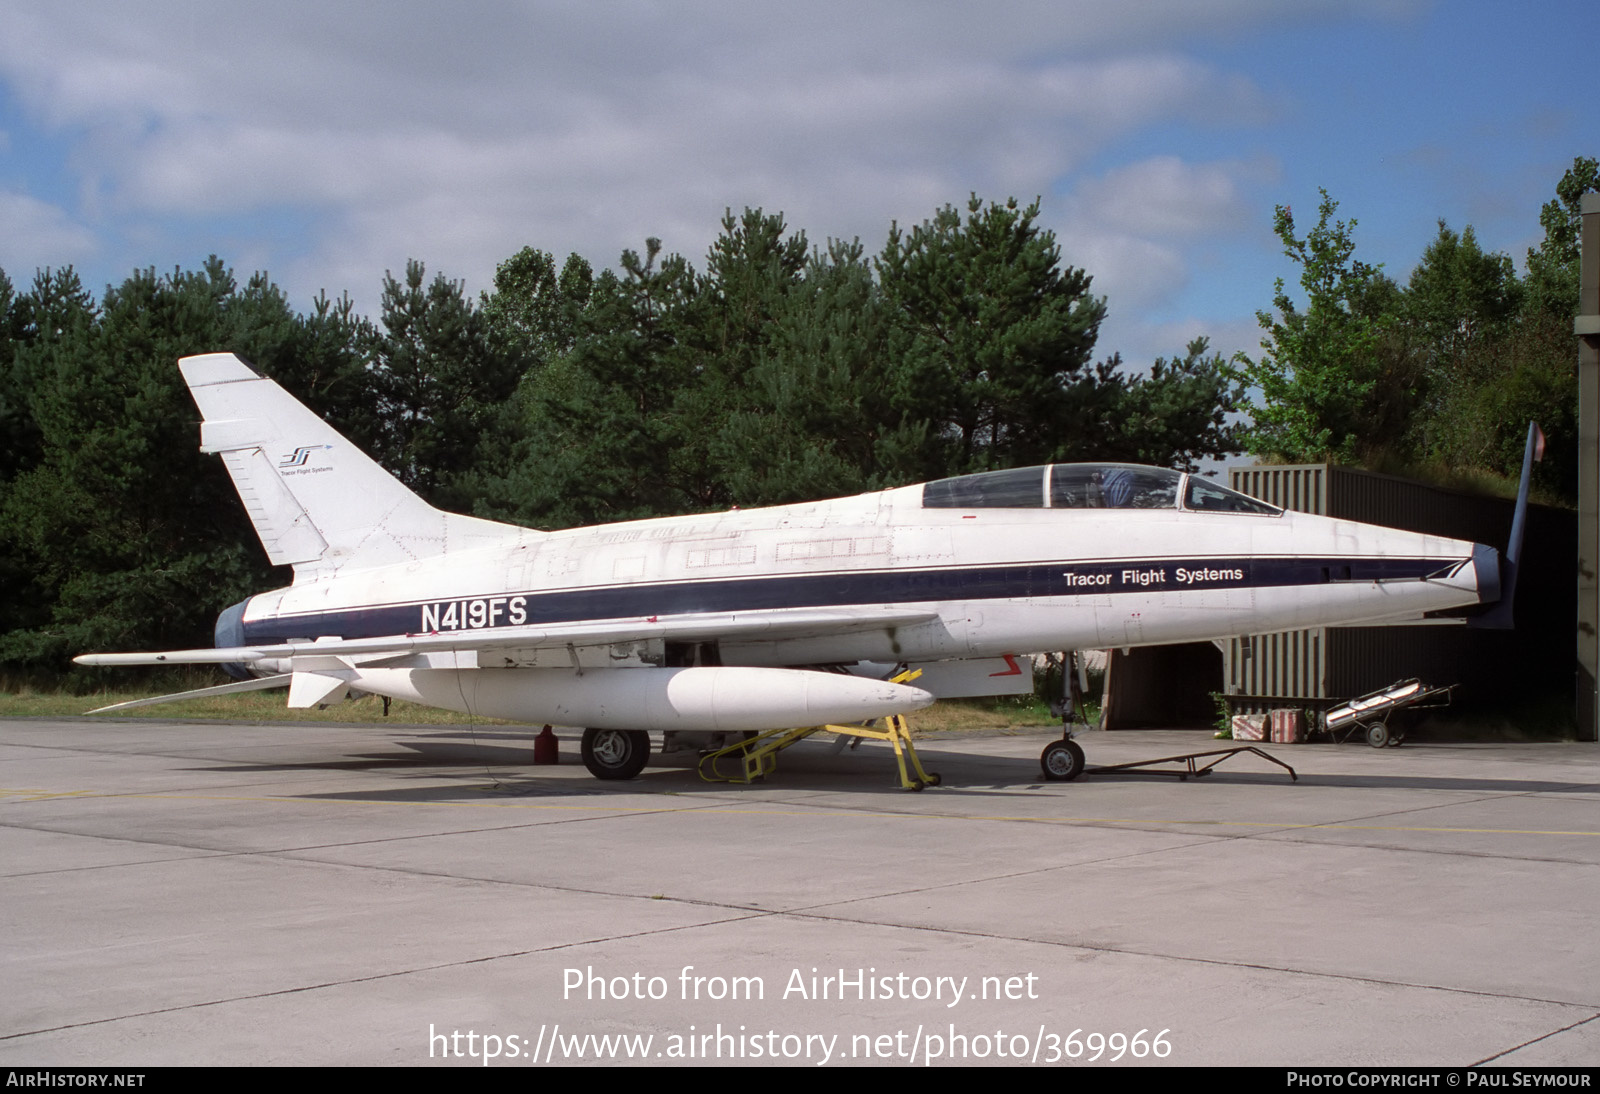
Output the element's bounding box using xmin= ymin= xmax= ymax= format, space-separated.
xmin=1321 ymin=677 xmax=1456 ymax=747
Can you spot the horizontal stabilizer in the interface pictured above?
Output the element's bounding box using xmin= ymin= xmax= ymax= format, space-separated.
xmin=287 ymin=672 xmax=350 ymax=708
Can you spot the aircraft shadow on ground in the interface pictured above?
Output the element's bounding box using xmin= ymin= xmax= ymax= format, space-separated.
xmin=178 ymin=728 xmax=1597 ymax=802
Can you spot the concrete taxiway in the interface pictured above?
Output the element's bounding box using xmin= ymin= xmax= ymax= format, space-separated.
xmin=1 ymin=715 xmax=1597 ymax=1067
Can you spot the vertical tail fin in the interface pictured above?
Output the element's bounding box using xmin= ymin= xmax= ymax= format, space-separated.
xmin=180 ymin=353 xmax=525 ymax=573
xmin=1469 ymin=421 xmax=1542 ymax=630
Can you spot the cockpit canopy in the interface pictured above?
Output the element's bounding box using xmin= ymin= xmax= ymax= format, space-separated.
xmin=920 ymin=463 xmax=1281 ymax=515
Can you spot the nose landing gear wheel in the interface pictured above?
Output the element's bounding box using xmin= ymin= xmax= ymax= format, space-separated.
xmin=1041 ymin=739 xmax=1085 ymax=782
xmin=581 ymin=728 xmax=651 ymax=780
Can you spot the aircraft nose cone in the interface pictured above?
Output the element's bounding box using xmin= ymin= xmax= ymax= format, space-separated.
xmin=1472 ymin=542 xmax=1501 ymax=605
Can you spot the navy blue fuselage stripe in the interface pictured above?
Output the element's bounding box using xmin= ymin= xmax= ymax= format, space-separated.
xmin=236 ymin=555 xmax=1461 ymax=644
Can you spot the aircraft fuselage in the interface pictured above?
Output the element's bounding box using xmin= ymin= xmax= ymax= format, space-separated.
xmin=232 ymin=478 xmax=1493 ymax=671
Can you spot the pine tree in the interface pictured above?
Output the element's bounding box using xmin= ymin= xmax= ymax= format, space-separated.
xmin=877 ymin=195 xmax=1107 ymax=476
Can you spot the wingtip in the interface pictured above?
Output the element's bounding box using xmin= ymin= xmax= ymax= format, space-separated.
xmin=178 ymin=353 xmax=263 ymax=387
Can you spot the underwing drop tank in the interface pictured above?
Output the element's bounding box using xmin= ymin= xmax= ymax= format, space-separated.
xmin=344 ymin=665 xmax=936 ymax=733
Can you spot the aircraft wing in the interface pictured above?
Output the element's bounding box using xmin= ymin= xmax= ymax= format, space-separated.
xmin=85 ymin=674 xmax=294 ymax=714
xmin=74 ymin=606 xmax=945 ymax=667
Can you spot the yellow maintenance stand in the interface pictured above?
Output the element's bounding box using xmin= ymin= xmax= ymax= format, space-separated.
xmin=696 ymin=671 xmax=941 ymax=791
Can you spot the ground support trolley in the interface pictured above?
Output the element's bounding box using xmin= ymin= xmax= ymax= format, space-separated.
xmin=1321 ymin=678 xmax=1455 ymax=748
xmin=696 ymin=712 xmax=940 ymax=791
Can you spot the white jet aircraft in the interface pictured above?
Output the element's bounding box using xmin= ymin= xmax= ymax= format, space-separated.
xmin=77 ymin=353 xmax=1509 ymax=783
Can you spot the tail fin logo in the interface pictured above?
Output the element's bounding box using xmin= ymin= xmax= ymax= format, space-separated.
xmin=279 ymin=445 xmax=333 ymax=468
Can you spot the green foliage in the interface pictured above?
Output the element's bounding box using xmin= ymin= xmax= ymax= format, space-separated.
xmin=1091 ymin=338 xmax=1243 ymax=470
xmin=1230 ymin=160 xmax=1593 ymax=500
xmin=878 ymin=195 xmax=1107 ymax=476
xmin=0 ymin=260 xmax=282 ymax=668
xmin=1211 ymin=692 xmax=1232 ymax=738
xmin=712 ymin=238 xmax=923 ymax=505
xmin=1227 ymin=190 xmax=1390 ymax=462
xmin=1406 ymin=222 xmax=1523 ymax=361
xmin=1402 ymin=163 xmax=1593 ymax=499
xmin=1413 ymin=308 xmax=1578 ymax=499
xmin=0 ymin=268 xmax=17 ymax=484
xmin=366 ymin=259 xmax=519 ymax=509
xmin=486 ymin=237 xmax=700 ymax=527
xmin=266 ymin=289 xmax=381 ymax=456
xmin=2 ymin=268 xmax=99 ymax=485
xmin=674 ymin=208 xmax=813 ymax=509
xmin=481 ymin=247 xmax=593 ymax=369
xmin=1523 ymin=156 xmax=1600 ymax=319
xmin=475 ymin=197 xmax=1243 ymax=528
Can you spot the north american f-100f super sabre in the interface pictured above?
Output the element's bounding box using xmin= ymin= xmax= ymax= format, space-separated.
xmin=77 ymin=353 xmax=1512 ymax=783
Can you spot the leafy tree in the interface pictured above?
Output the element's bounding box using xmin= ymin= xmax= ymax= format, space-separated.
xmin=1403 ymin=162 xmax=1594 ymax=500
xmin=694 ymin=208 xmax=810 ymax=359
xmin=0 ymin=267 xmax=25 ymax=482
xmin=1523 ymin=156 xmax=1600 ymax=319
xmin=2 ymin=268 xmax=99 ymax=482
xmin=481 ymin=247 xmax=593 ymax=370
xmin=469 ymin=249 xmax=601 ymax=527
xmin=1 ymin=267 xmax=105 ymax=651
xmin=1423 ymin=315 xmax=1577 ymax=498
xmin=481 ymin=198 xmax=1248 ymax=524
xmin=1405 ymin=222 xmax=1523 ymax=363
xmin=480 ymin=212 xmax=822 ymax=525
xmin=1227 ymin=189 xmax=1390 ymax=462
xmin=1229 ymin=170 xmax=1589 ymax=496
xmin=1403 ymin=222 xmax=1530 ymax=479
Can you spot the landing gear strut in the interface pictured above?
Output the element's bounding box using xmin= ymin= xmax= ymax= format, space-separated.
xmin=1041 ymin=650 xmax=1091 ymax=781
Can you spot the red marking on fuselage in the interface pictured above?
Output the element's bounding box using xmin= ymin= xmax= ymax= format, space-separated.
xmin=989 ymin=653 xmax=1022 ymax=677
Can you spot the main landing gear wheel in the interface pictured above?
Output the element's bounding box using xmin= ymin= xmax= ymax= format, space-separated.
xmin=1040 ymin=739 xmax=1085 ymax=782
xmin=581 ymin=729 xmax=651 ymax=780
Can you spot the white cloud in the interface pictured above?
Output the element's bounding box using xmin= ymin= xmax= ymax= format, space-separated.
xmin=1071 ymin=155 xmax=1279 ymax=239
xmin=1047 ymin=154 xmax=1281 ymax=342
xmin=0 ymin=0 xmax=1410 ymax=321
xmin=1057 ymin=226 xmax=1188 ymax=315
xmin=1143 ymin=314 xmax=1267 ymax=364
xmin=0 ymin=190 xmax=98 ymax=275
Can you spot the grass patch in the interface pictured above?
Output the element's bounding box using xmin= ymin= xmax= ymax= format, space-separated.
xmin=0 ymin=685 xmax=513 ymax=725
xmin=909 ymin=695 xmax=1085 ymax=735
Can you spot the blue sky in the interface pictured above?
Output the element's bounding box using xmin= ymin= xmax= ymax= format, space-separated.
xmin=0 ymin=0 xmax=1593 ymax=367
